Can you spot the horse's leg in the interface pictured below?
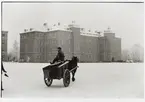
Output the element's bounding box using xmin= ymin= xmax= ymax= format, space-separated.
xmin=72 ymin=69 xmax=77 ymax=81
xmin=72 ymin=71 xmax=75 ymax=81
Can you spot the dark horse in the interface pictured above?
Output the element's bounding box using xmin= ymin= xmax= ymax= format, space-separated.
xmin=67 ymin=56 xmax=79 ymax=81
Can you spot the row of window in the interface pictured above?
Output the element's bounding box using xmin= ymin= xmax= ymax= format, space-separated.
xmin=80 ymin=54 xmax=96 ymax=60
xmin=46 ymin=33 xmax=57 ymax=38
xmin=2 ymin=50 xmax=6 ymax=53
xmin=33 ymin=47 xmax=45 ymax=52
xmin=46 ymin=39 xmax=58 ymax=45
xmin=21 ymin=33 xmax=44 ymax=39
xmin=24 ymin=53 xmax=73 ymax=61
xmin=2 ymin=40 xmax=7 ymax=44
xmin=21 ymin=32 xmax=72 ymax=39
xmin=22 ymin=46 xmax=108 ymax=54
xmin=21 ymin=33 xmax=59 ymax=39
xmin=2 ymin=34 xmax=7 ymax=37
xmin=45 ymin=39 xmax=71 ymax=45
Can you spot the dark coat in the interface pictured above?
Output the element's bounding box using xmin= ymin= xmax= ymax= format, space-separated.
xmin=52 ymin=51 xmax=65 ymax=63
xmin=56 ymin=51 xmax=65 ymax=61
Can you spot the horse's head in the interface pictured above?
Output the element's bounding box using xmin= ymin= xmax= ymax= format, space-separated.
xmin=71 ymin=56 xmax=79 ymax=63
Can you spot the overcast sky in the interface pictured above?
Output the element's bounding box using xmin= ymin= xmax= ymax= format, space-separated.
xmin=2 ymin=3 xmax=144 ymax=52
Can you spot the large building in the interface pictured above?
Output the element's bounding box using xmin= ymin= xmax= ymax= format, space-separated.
xmin=20 ymin=24 xmax=121 ymax=62
xmin=2 ymin=31 xmax=8 ymax=61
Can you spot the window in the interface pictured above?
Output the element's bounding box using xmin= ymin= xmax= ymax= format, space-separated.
xmin=51 ymin=40 xmax=53 ymax=45
xmin=69 ymin=48 xmax=71 ymax=52
xmin=41 ymin=41 xmax=43 ymax=46
xmin=24 ymin=35 xmax=26 ymax=39
xmin=53 ymin=40 xmax=55 ymax=44
xmin=32 ymin=34 xmax=34 ymax=38
xmin=53 ymin=40 xmax=55 ymax=45
xmin=40 ymin=47 xmax=41 ymax=52
xmin=37 ymin=34 xmax=39 ymax=37
xmin=2 ymin=55 xmax=5 ymax=60
xmin=37 ymin=55 xmax=40 ymax=59
xmin=2 ymin=41 xmax=4 ymax=44
xmin=2 ymin=34 xmax=5 ymax=37
xmin=49 ymin=39 xmax=51 ymax=45
xmin=2 ymin=51 xmax=5 ymax=53
xmin=68 ymin=40 xmax=71 ymax=45
xmin=67 ymin=34 xmax=70 ymax=39
xmin=53 ymin=33 xmax=56 ymax=38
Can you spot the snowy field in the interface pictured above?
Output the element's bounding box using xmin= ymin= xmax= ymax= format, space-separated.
xmin=1 ymin=62 xmax=144 ymax=98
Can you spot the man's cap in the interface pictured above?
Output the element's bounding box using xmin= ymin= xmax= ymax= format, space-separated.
xmin=57 ymin=47 xmax=61 ymax=50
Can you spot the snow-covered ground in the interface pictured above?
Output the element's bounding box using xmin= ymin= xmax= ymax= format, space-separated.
xmin=1 ymin=62 xmax=144 ymax=98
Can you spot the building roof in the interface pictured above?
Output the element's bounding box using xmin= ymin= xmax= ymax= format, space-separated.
xmin=2 ymin=31 xmax=8 ymax=33
xmin=20 ymin=31 xmax=45 ymax=34
xmin=104 ymin=27 xmax=113 ymax=33
xmin=80 ymin=31 xmax=102 ymax=37
xmin=46 ymin=27 xmax=72 ymax=33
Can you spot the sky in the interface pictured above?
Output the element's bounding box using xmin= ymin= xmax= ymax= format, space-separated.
xmin=2 ymin=2 xmax=144 ymax=52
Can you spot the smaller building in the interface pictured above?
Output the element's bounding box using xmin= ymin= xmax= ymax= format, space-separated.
xmin=2 ymin=31 xmax=8 ymax=61
xmin=20 ymin=31 xmax=45 ymax=62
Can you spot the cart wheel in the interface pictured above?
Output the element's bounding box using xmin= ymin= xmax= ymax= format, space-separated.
xmin=44 ymin=77 xmax=53 ymax=87
xmin=63 ymin=69 xmax=70 ymax=87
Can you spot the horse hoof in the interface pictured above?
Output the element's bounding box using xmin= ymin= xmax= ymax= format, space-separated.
xmin=72 ymin=78 xmax=75 ymax=82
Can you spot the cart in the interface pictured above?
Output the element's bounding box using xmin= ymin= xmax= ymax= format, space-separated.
xmin=43 ymin=60 xmax=78 ymax=87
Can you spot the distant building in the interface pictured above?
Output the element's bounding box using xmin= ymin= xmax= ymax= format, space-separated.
xmin=2 ymin=31 xmax=8 ymax=61
xmin=20 ymin=24 xmax=121 ymax=62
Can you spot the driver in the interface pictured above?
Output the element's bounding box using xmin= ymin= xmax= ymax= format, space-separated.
xmin=51 ymin=47 xmax=65 ymax=64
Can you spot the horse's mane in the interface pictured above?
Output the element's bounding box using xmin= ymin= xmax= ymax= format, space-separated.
xmin=68 ymin=56 xmax=79 ymax=69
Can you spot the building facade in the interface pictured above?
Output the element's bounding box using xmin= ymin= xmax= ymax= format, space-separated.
xmin=99 ymin=29 xmax=121 ymax=61
xmin=80 ymin=33 xmax=100 ymax=62
xmin=20 ymin=24 xmax=121 ymax=62
xmin=20 ymin=31 xmax=45 ymax=62
xmin=2 ymin=31 xmax=8 ymax=61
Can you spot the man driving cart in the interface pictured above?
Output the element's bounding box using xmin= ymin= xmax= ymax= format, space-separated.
xmin=48 ymin=47 xmax=65 ymax=78
xmin=51 ymin=47 xmax=65 ymax=64
xmin=43 ymin=47 xmax=78 ymax=87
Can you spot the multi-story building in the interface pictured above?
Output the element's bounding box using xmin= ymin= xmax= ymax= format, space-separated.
xmin=20 ymin=24 xmax=121 ymax=62
xmin=99 ymin=28 xmax=121 ymax=61
xmin=20 ymin=31 xmax=45 ymax=62
xmin=44 ymin=29 xmax=73 ymax=62
xmin=1 ymin=31 xmax=8 ymax=61
xmin=80 ymin=31 xmax=100 ymax=62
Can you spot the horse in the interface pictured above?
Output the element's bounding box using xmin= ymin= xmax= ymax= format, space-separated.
xmin=67 ymin=56 xmax=79 ymax=82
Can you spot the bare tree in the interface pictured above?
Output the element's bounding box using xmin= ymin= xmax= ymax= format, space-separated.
xmin=8 ymin=40 xmax=19 ymax=62
xmin=131 ymin=44 xmax=144 ymax=62
xmin=122 ymin=49 xmax=131 ymax=61
xmin=7 ymin=50 xmax=14 ymax=61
